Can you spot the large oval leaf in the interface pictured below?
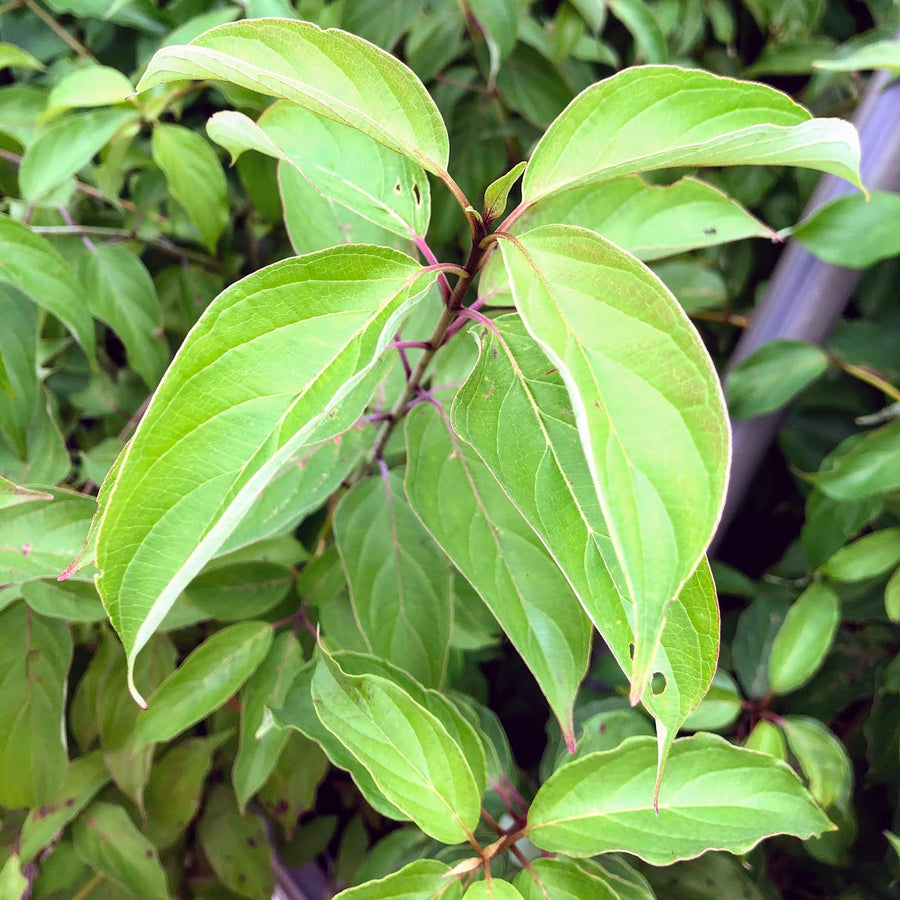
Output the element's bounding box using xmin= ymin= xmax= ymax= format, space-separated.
xmin=515 ymin=175 xmax=774 ymax=261
xmin=94 ymin=246 xmax=434 ymax=703
xmin=527 ymin=733 xmax=834 ymax=864
xmin=404 ymin=399 xmax=591 ymax=745
xmin=493 ymin=226 xmax=728 ymax=701
xmin=453 ymin=316 xmax=718 ymax=781
xmin=137 ymin=18 xmax=450 ymax=179
xmin=209 ymin=102 xmax=431 ymax=239
xmin=312 ymin=648 xmax=483 ymax=844
xmin=334 ymin=859 xmax=462 ymax=900
xmin=521 ymin=66 xmax=862 ymax=205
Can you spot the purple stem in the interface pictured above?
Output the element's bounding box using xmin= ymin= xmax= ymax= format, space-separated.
xmin=413 ymin=233 xmax=452 ymax=302
xmin=391 ymin=331 xmax=413 ymax=379
xmin=58 ymin=205 xmax=96 ymax=251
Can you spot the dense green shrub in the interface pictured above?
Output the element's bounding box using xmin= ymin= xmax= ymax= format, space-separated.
xmin=0 ymin=2 xmax=898 ymax=898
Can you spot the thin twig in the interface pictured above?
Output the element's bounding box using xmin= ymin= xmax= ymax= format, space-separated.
xmin=24 ymin=0 xmax=94 ymax=60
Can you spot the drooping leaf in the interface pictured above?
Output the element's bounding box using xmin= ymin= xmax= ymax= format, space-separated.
xmin=143 ymin=730 xmax=232 ymax=849
xmin=725 ymin=339 xmax=830 ymax=419
xmin=208 ymin=102 xmax=431 ymax=238
xmin=515 ymin=176 xmax=774 ymax=261
xmin=493 ymin=226 xmax=728 ymax=701
xmin=333 ymin=472 xmax=453 ymax=687
xmin=521 ymin=66 xmax=862 ymax=205
xmin=514 ymin=857 xmax=654 ymax=900
xmin=44 ymin=66 xmax=134 ymax=118
xmin=0 ymin=42 xmax=44 ymax=72
xmin=0 ymin=216 xmax=95 ymax=358
xmin=819 ymin=527 xmax=900 ymax=582
xmin=233 ymin=630 xmax=305 ymax=810
xmin=18 ymin=108 xmax=137 ymax=201
xmin=452 ymin=315 xmax=718 ymax=775
xmin=94 ymin=246 xmax=434 ymax=704
xmin=152 ymin=123 xmax=228 ymax=251
xmin=814 ymin=39 xmax=900 ymax=72
xmin=787 ymin=191 xmax=900 ymax=269
xmin=136 ymin=18 xmax=451 ymax=180
xmin=18 ymin=751 xmax=109 ymax=863
xmin=526 ymin=733 xmax=834 ymax=864
xmin=404 ymin=399 xmax=592 ymax=744
xmin=0 ymin=604 xmax=71 ymax=808
xmin=780 ymin=716 xmax=852 ymax=810
xmin=198 ymin=784 xmax=274 ymax=899
xmin=71 ymin=802 xmax=169 ymax=900
xmin=469 ymin=0 xmax=519 ymax=82
xmin=334 ymin=859 xmax=462 ymax=900
xmin=273 ymin=661 xmax=408 ymax=820
xmin=808 ymin=420 xmax=900 ymax=500
xmin=768 ymin=582 xmax=839 ymax=695
xmin=78 ymin=245 xmax=168 ymax=388
xmin=311 ymin=647 xmax=483 ymax=844
xmin=134 ymin=621 xmax=273 ymax=748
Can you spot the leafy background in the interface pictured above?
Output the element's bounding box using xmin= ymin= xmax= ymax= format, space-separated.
xmin=0 ymin=0 xmax=898 ymax=898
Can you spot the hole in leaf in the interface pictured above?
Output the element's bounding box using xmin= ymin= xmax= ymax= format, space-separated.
xmin=394 ymin=181 xmax=402 ymax=193
xmin=628 ymin=642 xmax=635 ymax=661
xmin=650 ymin=672 xmax=667 ymax=696
xmin=412 ymin=182 xmax=421 ymax=204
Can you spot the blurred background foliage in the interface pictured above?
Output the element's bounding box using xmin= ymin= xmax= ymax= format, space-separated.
xmin=0 ymin=0 xmax=898 ymax=898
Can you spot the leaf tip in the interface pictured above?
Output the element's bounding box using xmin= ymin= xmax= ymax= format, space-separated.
xmin=563 ymin=728 xmax=577 ymax=755
xmin=127 ymin=665 xmax=149 ymax=710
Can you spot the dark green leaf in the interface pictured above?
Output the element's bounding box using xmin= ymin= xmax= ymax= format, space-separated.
xmin=819 ymin=527 xmax=900 ymax=582
xmin=135 ymin=621 xmax=273 ymax=747
xmin=0 ymin=604 xmax=71 ymax=808
xmin=71 ymin=801 xmax=169 ymax=900
xmin=780 ymin=715 xmax=852 ymax=810
xmin=809 ymin=420 xmax=900 ymax=500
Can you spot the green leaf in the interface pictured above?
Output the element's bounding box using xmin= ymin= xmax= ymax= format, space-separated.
xmin=527 ymin=733 xmax=834 ymax=864
xmin=94 ymin=628 xmax=175 ymax=812
xmin=515 ymin=857 xmax=654 ymax=900
xmin=725 ymin=339 xmax=830 ymax=419
xmin=273 ymin=661 xmax=408 ymax=820
xmin=681 ymin=669 xmax=742 ymax=732
xmin=0 ymin=216 xmax=95 ymax=358
xmin=94 ymin=246 xmax=433 ymax=704
xmin=463 ymin=881 xmax=524 ymax=899
xmin=0 ymin=43 xmax=44 ymax=72
xmin=404 ymin=399 xmax=591 ymax=744
xmin=134 ymin=621 xmax=273 ymax=748
xmin=0 ymin=476 xmax=52 ymax=509
xmin=311 ymin=647 xmax=483 ymax=844
xmin=19 ymin=751 xmax=109 ymax=862
xmin=819 ymin=527 xmax=900 ymax=582
xmin=198 ymin=785 xmax=274 ymax=899
xmin=788 ymin=191 xmax=900 ymax=269
xmin=652 ymin=260 xmax=727 ymax=313
xmin=71 ymin=801 xmax=169 ymax=900
xmin=137 ymin=18 xmax=451 ymax=180
xmin=886 ymin=566 xmax=900 ymax=623
xmin=452 ymin=315 xmax=719 ymax=775
xmin=0 ymin=855 xmax=27 ymax=900
xmin=220 ymin=424 xmax=371 ymax=555
xmin=18 ymin=108 xmax=137 ymax=202
xmin=233 ymin=630 xmax=305 ymax=810
xmin=334 ymin=859 xmax=462 ymax=900
xmin=44 ymin=66 xmax=134 ymax=118
xmin=607 ymin=0 xmax=668 ymax=63
xmin=780 ymin=715 xmax=852 ymax=810
xmin=469 ymin=0 xmax=519 ymax=82
xmin=144 ymin=731 xmax=232 ymax=849
xmin=641 ymin=853 xmax=767 ymax=900
xmin=340 ymin=0 xmax=424 ymax=51
xmin=809 ymin=420 xmax=900 ymax=500
xmin=21 ymin=579 xmax=105 ymax=622
xmin=152 ymin=123 xmax=228 ymax=251
xmin=0 ymin=604 xmax=71 ymax=808
xmin=521 ymin=66 xmax=862 ymax=205
xmin=516 ymin=176 xmax=774 ymax=261
xmin=209 ymin=102 xmax=431 ymax=238
xmin=493 ymin=226 xmax=728 ymax=701
xmin=482 ymin=161 xmax=527 ymax=227
xmin=768 ymin=582 xmax=839 ymax=694
xmin=814 ymin=39 xmax=900 ymax=72
xmin=333 ymin=472 xmax=453 ymax=687
xmin=745 ymin=720 xmax=787 ymax=759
